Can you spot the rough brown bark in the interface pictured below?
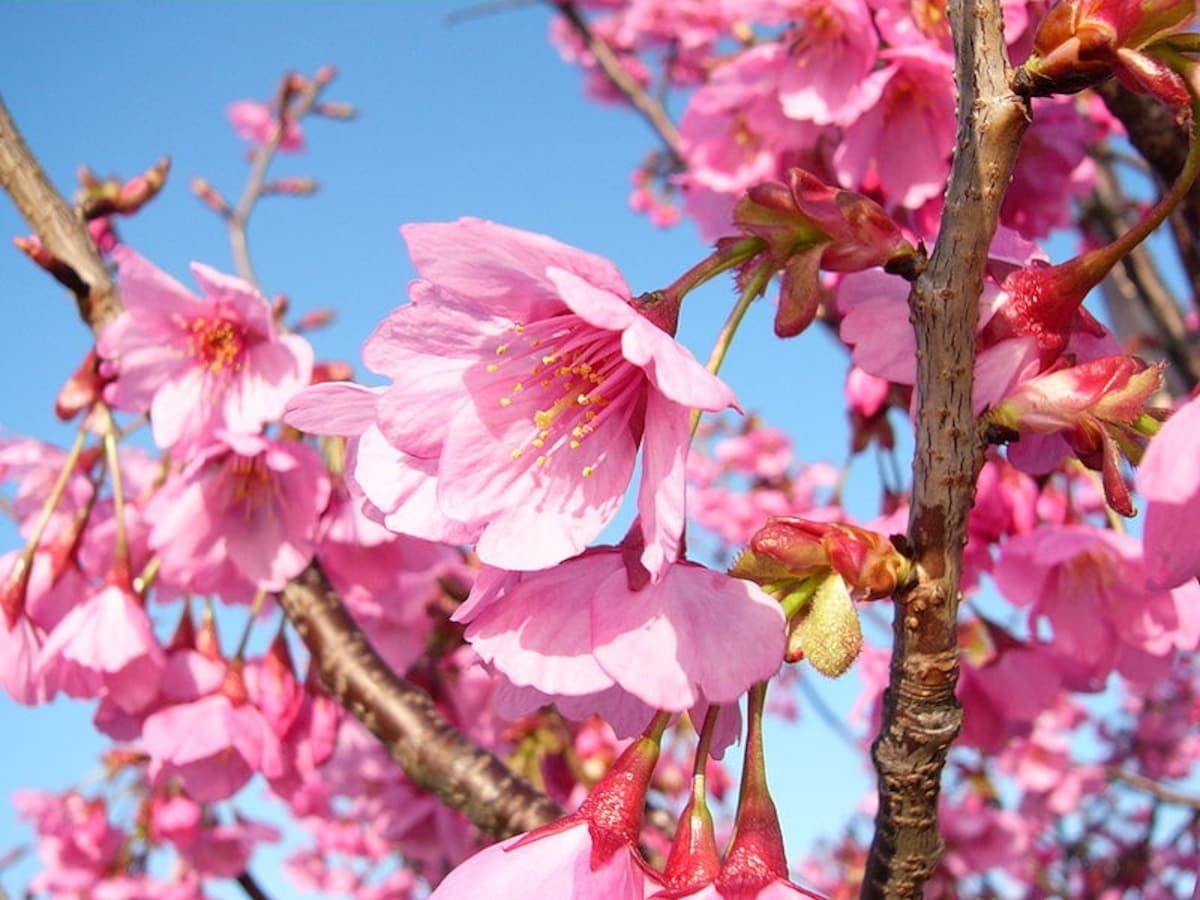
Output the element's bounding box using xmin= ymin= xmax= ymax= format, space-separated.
xmin=861 ymin=2 xmax=1030 ymax=896
xmin=0 ymin=95 xmax=121 ymax=331
xmin=0 ymin=97 xmax=560 ymax=841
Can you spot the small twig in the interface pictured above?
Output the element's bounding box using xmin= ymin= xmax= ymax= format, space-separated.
xmin=1109 ymin=767 xmax=1200 ymax=809
xmin=444 ymin=0 xmax=539 ymax=25
xmin=1096 ymin=79 xmax=1200 ymax=311
xmin=0 ymin=94 xmax=120 ymax=331
xmin=551 ymin=1 xmax=683 ymax=165
xmin=228 ymin=72 xmax=329 ymax=289
xmin=234 ymin=871 xmax=273 ymax=900
xmin=281 ymin=563 xmax=563 ymax=837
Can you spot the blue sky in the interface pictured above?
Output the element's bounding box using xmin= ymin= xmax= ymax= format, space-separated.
xmin=0 ymin=2 xmax=882 ymax=896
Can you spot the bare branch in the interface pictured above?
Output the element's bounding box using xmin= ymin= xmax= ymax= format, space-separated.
xmin=862 ymin=2 xmax=1030 ymax=896
xmin=0 ymin=97 xmax=560 ymax=843
xmin=551 ymin=1 xmax=683 ymax=166
xmin=1109 ymin=767 xmax=1200 ymax=810
xmin=0 ymin=94 xmax=120 ymax=332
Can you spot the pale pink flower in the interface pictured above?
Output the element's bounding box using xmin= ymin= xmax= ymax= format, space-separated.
xmin=287 ymin=219 xmax=735 ymax=577
xmin=34 ymin=584 xmax=164 ymax=714
xmin=994 ymin=525 xmax=1200 ymax=687
xmin=776 ymin=0 xmax=878 ymax=126
xmin=147 ymin=432 xmax=330 ymax=596
xmin=98 ymin=247 xmax=313 ymax=450
xmin=227 ymin=100 xmax=305 ymax=152
xmin=1137 ymin=392 xmax=1200 ymax=588
xmin=678 ymin=45 xmax=824 ymax=195
xmin=832 ymin=45 xmax=957 ymax=209
xmin=141 ymin=669 xmax=286 ymax=803
xmin=458 ymin=548 xmax=784 ymax=712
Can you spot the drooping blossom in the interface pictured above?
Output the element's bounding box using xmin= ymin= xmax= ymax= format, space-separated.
xmin=286 ymin=218 xmax=736 ymax=577
xmin=147 ymin=432 xmax=330 ymax=597
xmin=141 ymin=663 xmax=285 ymax=803
xmin=1136 ymin=391 xmax=1200 ymax=588
xmin=33 ymin=583 xmax=165 ymax=714
xmin=987 ymin=355 xmax=1165 ymax=515
xmin=98 ymin=247 xmax=313 ymax=450
xmin=457 ymin=546 xmax=785 ymax=712
xmin=227 ymin=100 xmax=306 ymax=151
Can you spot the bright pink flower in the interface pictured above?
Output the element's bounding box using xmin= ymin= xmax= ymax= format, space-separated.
xmin=98 ymin=247 xmax=313 ymax=450
xmin=776 ymin=0 xmax=878 ymax=125
xmin=678 ymin=45 xmax=824 ymax=195
xmin=227 ymin=100 xmax=305 ymax=151
xmin=287 ymin=219 xmax=735 ymax=577
xmin=994 ymin=525 xmax=1200 ymax=687
xmin=832 ymin=45 xmax=957 ymax=209
xmin=1137 ymin=392 xmax=1200 ymax=588
xmin=34 ymin=584 xmax=164 ymax=714
xmin=458 ymin=549 xmax=785 ymax=712
xmin=148 ymin=432 xmax=330 ymax=596
xmin=15 ymin=789 xmax=126 ymax=897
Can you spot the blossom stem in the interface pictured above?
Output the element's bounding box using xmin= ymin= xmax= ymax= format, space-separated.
xmin=645 ymin=709 xmax=673 ymax=744
xmin=233 ymin=589 xmax=269 ymax=661
xmin=13 ymin=418 xmax=91 ymax=588
xmin=1062 ymin=58 xmax=1200 ymax=290
xmin=732 ymin=681 xmax=770 ymax=824
xmin=133 ymin=555 xmax=161 ymax=597
xmin=690 ymin=262 xmax=774 ymax=437
xmin=691 ymin=704 xmax=721 ymax=802
xmin=662 ymin=238 xmax=763 ymax=308
xmin=100 ymin=403 xmax=132 ymax=585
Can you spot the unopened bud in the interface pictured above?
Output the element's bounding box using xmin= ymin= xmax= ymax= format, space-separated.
xmin=262 ymin=176 xmax=318 ymax=196
xmin=294 ymin=308 xmax=336 ymax=332
xmin=190 ymin=176 xmax=231 ymax=216
xmin=315 ymin=100 xmax=356 ymax=119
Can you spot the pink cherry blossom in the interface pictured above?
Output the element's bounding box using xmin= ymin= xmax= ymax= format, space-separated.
xmin=775 ymin=0 xmax=878 ymax=126
xmin=458 ymin=548 xmax=785 ymax=712
xmin=994 ymin=525 xmax=1200 ymax=687
xmin=227 ymin=99 xmax=305 ymax=151
xmin=141 ymin=668 xmax=286 ymax=803
xmin=287 ymin=218 xmax=735 ymax=577
xmin=34 ymin=584 xmax=165 ymax=714
xmin=832 ymin=45 xmax=957 ymax=209
xmin=1137 ymin=392 xmax=1200 ymax=588
xmin=148 ymin=432 xmax=330 ymax=596
xmin=98 ymin=246 xmax=313 ymax=450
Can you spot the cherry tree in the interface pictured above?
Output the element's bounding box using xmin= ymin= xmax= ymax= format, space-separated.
xmin=2 ymin=1 xmax=1200 ymax=898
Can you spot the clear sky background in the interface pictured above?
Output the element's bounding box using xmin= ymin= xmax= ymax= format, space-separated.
xmin=0 ymin=3 xmax=889 ymax=896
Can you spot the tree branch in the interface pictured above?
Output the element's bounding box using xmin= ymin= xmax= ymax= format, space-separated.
xmin=862 ymin=3 xmax=1029 ymax=897
xmin=0 ymin=98 xmax=560 ymax=841
xmin=281 ymin=564 xmax=562 ymax=836
xmin=0 ymin=94 xmax=121 ymax=331
xmin=551 ymin=1 xmax=683 ymax=166
xmin=1109 ymin=767 xmax=1200 ymax=810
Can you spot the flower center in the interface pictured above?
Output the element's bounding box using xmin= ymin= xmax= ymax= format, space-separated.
xmin=487 ymin=316 xmax=640 ymax=477
xmin=183 ymin=316 xmax=247 ymax=376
